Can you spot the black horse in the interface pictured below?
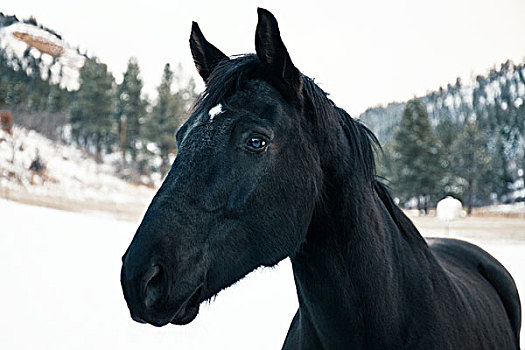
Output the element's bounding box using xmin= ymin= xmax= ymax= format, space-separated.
xmin=121 ymin=8 xmax=521 ymax=349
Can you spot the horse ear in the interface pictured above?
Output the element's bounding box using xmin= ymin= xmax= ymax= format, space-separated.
xmin=255 ymin=8 xmax=302 ymax=97
xmin=190 ymin=21 xmax=228 ymax=82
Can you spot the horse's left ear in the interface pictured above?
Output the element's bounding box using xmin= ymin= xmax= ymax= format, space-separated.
xmin=255 ymin=8 xmax=302 ymax=99
xmin=190 ymin=21 xmax=229 ymax=83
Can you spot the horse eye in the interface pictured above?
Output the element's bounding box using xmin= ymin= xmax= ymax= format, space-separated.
xmin=247 ymin=136 xmax=267 ymax=150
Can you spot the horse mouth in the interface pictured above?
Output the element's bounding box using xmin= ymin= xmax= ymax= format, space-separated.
xmin=169 ymin=285 xmax=203 ymax=325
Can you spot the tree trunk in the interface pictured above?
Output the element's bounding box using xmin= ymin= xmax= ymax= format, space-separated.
xmin=120 ymin=116 xmax=127 ymax=164
xmin=467 ymin=178 xmax=473 ymax=215
xmin=95 ymin=133 xmax=103 ymax=164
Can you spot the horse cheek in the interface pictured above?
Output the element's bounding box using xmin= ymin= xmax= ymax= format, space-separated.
xmin=226 ymin=176 xmax=258 ymax=211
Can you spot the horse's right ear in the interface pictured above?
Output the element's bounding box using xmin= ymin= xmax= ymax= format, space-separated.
xmin=255 ymin=8 xmax=302 ymax=99
xmin=189 ymin=22 xmax=228 ymax=83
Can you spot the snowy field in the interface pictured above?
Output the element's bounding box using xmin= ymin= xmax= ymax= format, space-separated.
xmin=1 ymin=198 xmax=524 ymax=349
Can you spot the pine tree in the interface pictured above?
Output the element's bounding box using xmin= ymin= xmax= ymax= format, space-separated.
xmin=392 ymin=99 xmax=441 ymax=212
xmin=143 ymin=63 xmax=197 ymax=175
xmin=69 ymin=56 xmax=115 ymax=161
xmin=24 ymin=48 xmax=46 ymax=111
xmin=115 ymin=57 xmax=146 ymax=162
xmin=434 ymin=117 xmax=459 ymax=199
xmin=46 ymin=84 xmax=66 ymax=113
xmin=491 ymin=134 xmax=513 ymax=198
xmin=2 ymin=54 xmax=28 ymax=107
xmin=143 ymin=63 xmax=173 ymax=174
xmin=450 ymin=120 xmax=490 ymax=214
xmin=171 ymin=63 xmax=197 ymax=131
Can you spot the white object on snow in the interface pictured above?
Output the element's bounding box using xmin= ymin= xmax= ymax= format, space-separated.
xmin=436 ymin=196 xmax=464 ymax=221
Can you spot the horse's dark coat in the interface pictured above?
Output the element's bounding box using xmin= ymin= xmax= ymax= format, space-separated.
xmin=121 ymin=8 xmax=521 ymax=349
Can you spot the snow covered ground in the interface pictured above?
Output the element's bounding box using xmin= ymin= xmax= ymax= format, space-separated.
xmin=1 ymin=198 xmax=523 ymax=349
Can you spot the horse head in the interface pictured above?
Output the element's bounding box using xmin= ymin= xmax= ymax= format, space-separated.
xmin=121 ymin=8 xmax=323 ymax=327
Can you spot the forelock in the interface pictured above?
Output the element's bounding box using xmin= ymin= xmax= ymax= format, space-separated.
xmin=193 ymin=55 xmax=261 ymax=118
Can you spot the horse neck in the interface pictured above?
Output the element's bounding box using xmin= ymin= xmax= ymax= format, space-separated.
xmin=289 ymin=131 xmax=432 ymax=347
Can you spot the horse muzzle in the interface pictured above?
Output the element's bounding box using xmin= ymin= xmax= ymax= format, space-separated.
xmin=121 ymin=258 xmax=204 ymax=327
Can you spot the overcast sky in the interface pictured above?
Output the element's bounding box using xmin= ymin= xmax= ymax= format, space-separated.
xmin=3 ymin=0 xmax=525 ymax=115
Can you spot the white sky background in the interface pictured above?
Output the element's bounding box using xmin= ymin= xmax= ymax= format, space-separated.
xmin=3 ymin=0 xmax=525 ymax=116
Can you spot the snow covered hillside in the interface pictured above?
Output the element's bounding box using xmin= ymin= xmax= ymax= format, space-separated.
xmin=0 ymin=14 xmax=85 ymax=90
xmin=0 ymin=126 xmax=155 ymax=220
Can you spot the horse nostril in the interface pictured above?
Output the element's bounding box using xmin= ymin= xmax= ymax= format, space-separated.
xmin=144 ymin=264 xmax=168 ymax=309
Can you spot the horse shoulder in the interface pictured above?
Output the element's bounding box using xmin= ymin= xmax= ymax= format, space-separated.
xmin=427 ymin=237 xmax=520 ymax=348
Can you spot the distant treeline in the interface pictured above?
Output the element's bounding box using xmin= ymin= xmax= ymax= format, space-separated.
xmin=0 ymin=36 xmax=197 ymax=181
xmin=360 ymin=60 xmax=525 ymax=212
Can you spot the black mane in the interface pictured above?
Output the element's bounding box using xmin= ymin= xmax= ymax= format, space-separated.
xmin=193 ymin=55 xmax=260 ymax=117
